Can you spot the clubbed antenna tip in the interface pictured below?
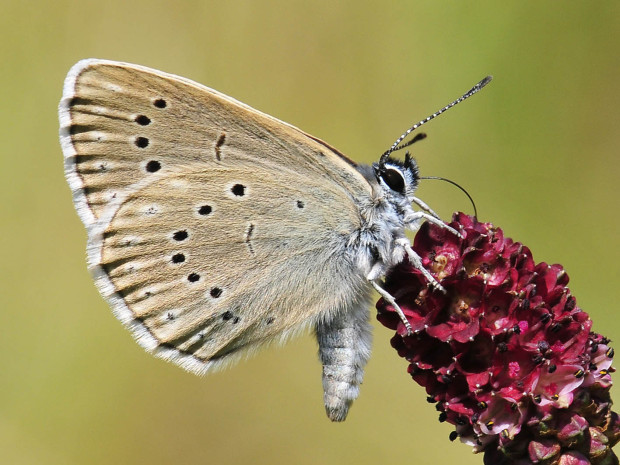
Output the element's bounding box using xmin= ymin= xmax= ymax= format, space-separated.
xmin=477 ymin=75 xmax=493 ymax=90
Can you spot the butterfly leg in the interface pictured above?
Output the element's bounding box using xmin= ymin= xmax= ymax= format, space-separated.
xmin=370 ymin=280 xmax=413 ymax=334
xmin=410 ymin=195 xmax=441 ymax=220
xmin=394 ymin=237 xmax=447 ymax=293
xmin=316 ymin=299 xmax=372 ymax=422
xmin=404 ymin=211 xmax=462 ymax=238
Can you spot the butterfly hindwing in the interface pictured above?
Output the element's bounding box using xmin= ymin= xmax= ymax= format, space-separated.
xmin=88 ymin=164 xmax=367 ymax=373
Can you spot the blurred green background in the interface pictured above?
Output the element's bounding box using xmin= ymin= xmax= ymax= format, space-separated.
xmin=1 ymin=1 xmax=618 ymax=464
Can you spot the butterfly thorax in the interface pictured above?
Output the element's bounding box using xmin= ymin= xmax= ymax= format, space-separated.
xmin=350 ymin=161 xmax=421 ymax=280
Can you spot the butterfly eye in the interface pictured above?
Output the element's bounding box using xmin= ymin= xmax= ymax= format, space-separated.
xmin=380 ymin=168 xmax=406 ymax=193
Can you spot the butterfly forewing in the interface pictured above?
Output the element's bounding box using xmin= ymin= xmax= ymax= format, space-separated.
xmin=60 ymin=59 xmax=370 ymax=226
xmin=60 ymin=60 xmax=373 ymax=374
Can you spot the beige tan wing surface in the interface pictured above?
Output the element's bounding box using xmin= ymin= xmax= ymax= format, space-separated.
xmin=59 ymin=59 xmax=371 ymax=227
xmin=89 ymin=167 xmax=365 ymax=373
xmin=59 ymin=59 xmax=374 ymax=373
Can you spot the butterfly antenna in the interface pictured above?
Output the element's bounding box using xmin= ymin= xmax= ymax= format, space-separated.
xmin=420 ymin=176 xmax=478 ymax=218
xmin=392 ymin=132 xmax=427 ymax=152
xmin=380 ymin=76 xmax=492 ymax=164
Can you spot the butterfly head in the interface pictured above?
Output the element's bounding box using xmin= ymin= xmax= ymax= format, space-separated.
xmin=373 ymin=152 xmax=419 ymax=200
xmin=372 ymin=74 xmax=493 ymax=204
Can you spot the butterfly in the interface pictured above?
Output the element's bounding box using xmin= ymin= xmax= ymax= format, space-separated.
xmin=59 ymin=59 xmax=490 ymax=421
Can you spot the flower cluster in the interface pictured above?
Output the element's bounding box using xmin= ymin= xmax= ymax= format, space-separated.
xmin=377 ymin=213 xmax=619 ymax=464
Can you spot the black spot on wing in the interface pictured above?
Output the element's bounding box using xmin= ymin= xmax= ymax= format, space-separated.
xmin=135 ymin=115 xmax=151 ymax=125
xmin=146 ymin=160 xmax=161 ymax=172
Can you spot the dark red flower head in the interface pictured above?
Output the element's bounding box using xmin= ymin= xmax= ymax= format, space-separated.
xmin=377 ymin=213 xmax=619 ymax=464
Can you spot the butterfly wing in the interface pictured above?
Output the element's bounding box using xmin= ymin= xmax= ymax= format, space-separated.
xmin=59 ymin=59 xmax=370 ymax=226
xmin=92 ymin=166 xmax=369 ymax=373
xmin=59 ymin=60 xmax=373 ymax=373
